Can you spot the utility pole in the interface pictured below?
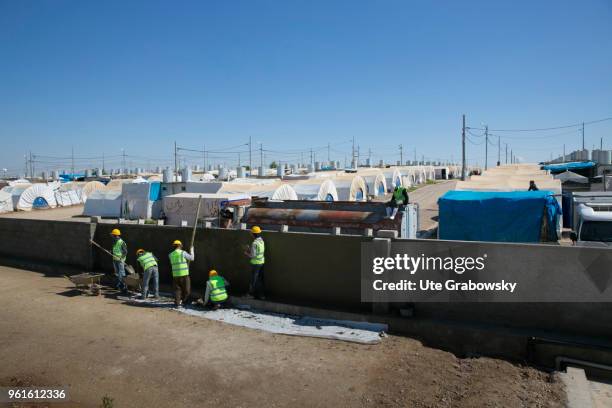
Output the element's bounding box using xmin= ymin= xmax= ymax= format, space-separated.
xmin=414 ymin=148 xmax=417 ymax=164
xmin=601 ymin=137 xmax=603 ymax=151
xmin=511 ymin=149 xmax=513 ymax=164
xmin=368 ymin=148 xmax=372 ymax=166
xmin=505 ymin=143 xmax=508 ymax=164
xmin=327 ymin=143 xmax=330 ymax=162
xmin=563 ymin=144 xmax=566 ymax=162
xmin=122 ymin=148 xmax=127 ymax=175
xmin=351 ymin=136 xmax=356 ymax=169
xmin=248 ymin=136 xmax=252 ymax=173
xmin=203 ymin=145 xmax=206 ymax=171
xmin=399 ymin=144 xmax=403 ymax=165
xmin=484 ymin=125 xmax=489 ymax=170
xmin=582 ymin=122 xmax=585 ymax=151
xmin=260 ymin=143 xmax=263 ymax=170
xmin=461 ymin=114 xmax=466 ymax=180
xmin=71 ymin=147 xmax=75 ymax=181
xmin=174 ymin=142 xmax=178 ymax=179
xmin=102 ymin=152 xmax=105 ymax=175
xmin=497 ymin=136 xmax=500 ymax=166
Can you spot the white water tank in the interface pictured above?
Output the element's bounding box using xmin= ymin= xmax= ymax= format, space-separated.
xmin=85 ymin=169 xmax=92 ymax=178
xmin=182 ymin=167 xmax=192 ymax=182
xmin=276 ymin=165 xmax=283 ymax=177
xmin=219 ymin=167 xmax=227 ymax=180
xmin=601 ymin=150 xmax=612 ymax=165
xmin=237 ymin=167 xmax=245 ymax=178
xmin=307 ymin=163 xmax=314 ymax=173
xmin=162 ymin=168 xmax=173 ymax=183
xmin=315 ymin=161 xmax=321 ymax=171
xmin=51 ymin=170 xmax=59 ymax=180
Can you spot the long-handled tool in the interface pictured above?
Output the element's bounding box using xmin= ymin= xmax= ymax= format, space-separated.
xmin=90 ymin=239 xmax=136 ymax=275
xmin=190 ymin=195 xmax=203 ymax=249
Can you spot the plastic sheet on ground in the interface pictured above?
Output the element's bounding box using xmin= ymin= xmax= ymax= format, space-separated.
xmin=121 ymin=296 xmax=385 ymax=344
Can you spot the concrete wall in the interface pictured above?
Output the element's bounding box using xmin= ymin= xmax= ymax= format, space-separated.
xmin=388 ymin=238 xmax=612 ymax=339
xmin=0 ymin=217 xmax=610 ymax=340
xmin=0 ymin=218 xmax=94 ymax=269
xmin=93 ymin=224 xmax=372 ymax=310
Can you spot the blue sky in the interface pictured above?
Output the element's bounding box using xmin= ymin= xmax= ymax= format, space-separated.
xmin=1 ymin=0 xmax=611 ymax=175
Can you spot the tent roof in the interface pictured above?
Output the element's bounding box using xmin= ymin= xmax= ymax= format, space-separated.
xmin=553 ymin=170 xmax=589 ymax=183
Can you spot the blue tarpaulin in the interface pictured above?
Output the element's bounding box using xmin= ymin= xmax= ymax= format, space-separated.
xmin=438 ymin=190 xmax=561 ymax=243
xmin=542 ymin=161 xmax=595 ymax=173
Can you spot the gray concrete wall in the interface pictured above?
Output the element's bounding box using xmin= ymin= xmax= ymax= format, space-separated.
xmin=388 ymin=238 xmax=612 ymax=339
xmin=93 ymin=224 xmax=373 ymax=309
xmin=0 ymin=218 xmax=94 ymax=269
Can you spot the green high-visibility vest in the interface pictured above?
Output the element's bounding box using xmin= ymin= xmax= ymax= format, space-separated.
xmin=209 ymin=276 xmax=228 ymax=303
xmin=112 ymin=238 xmax=126 ymax=262
xmin=250 ymin=238 xmax=265 ymax=265
xmin=137 ymin=252 xmax=157 ymax=270
xmin=169 ymin=249 xmax=189 ymax=277
xmin=393 ymin=187 xmax=406 ymax=205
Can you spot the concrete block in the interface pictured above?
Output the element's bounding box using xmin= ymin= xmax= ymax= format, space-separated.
xmin=560 ymin=367 xmax=595 ymax=408
xmin=90 ymin=216 xmax=101 ymax=224
xmin=204 ymin=221 xmax=212 ymax=229
xmin=332 ymin=227 xmax=341 ymax=235
xmin=376 ymin=229 xmax=398 ymax=238
xmin=240 ymin=223 xmax=247 ymax=230
xmin=157 ymin=220 xmax=164 ymax=226
xmin=181 ymin=220 xmax=188 ymax=227
xmin=137 ymin=219 xmax=145 ymax=225
xmin=364 ymin=228 xmax=373 ymax=237
xmin=280 ymin=225 xmax=289 ymax=233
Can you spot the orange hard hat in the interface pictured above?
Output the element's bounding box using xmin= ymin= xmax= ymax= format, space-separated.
xmin=136 ymin=249 xmax=145 ymax=255
xmin=209 ymin=270 xmax=218 ymax=277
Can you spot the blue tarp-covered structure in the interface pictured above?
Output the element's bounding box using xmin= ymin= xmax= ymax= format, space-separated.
xmin=438 ymin=190 xmax=561 ymax=243
xmin=542 ymin=161 xmax=595 ymax=174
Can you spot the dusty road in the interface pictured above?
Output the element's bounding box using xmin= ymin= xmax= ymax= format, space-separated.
xmin=410 ymin=180 xmax=456 ymax=232
xmin=0 ymin=266 xmax=564 ymax=407
xmin=0 ymin=205 xmax=87 ymax=221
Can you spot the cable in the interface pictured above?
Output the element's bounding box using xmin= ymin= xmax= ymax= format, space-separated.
xmin=468 ymin=116 xmax=612 ymax=132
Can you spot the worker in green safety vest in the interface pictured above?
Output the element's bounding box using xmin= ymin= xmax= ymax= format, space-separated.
xmin=203 ymin=270 xmax=229 ymax=309
xmin=136 ymin=248 xmax=159 ymax=300
xmin=168 ymin=239 xmax=194 ymax=308
xmin=110 ymin=228 xmax=128 ymax=293
xmin=244 ymin=225 xmax=265 ymax=299
xmin=386 ymin=185 xmax=409 ymax=220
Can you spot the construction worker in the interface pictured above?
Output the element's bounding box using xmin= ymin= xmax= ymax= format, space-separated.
xmin=169 ymin=239 xmax=194 ymax=308
xmin=110 ymin=228 xmax=128 ymax=293
xmin=386 ymin=184 xmax=409 ymax=220
xmin=203 ymin=270 xmax=229 ymax=309
xmin=244 ymin=226 xmax=265 ymax=299
xmin=528 ymin=180 xmax=539 ymax=191
xmin=136 ymin=249 xmax=159 ymax=300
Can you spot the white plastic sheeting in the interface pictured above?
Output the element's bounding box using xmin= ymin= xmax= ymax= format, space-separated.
xmin=82 ymin=181 xmax=106 ymax=199
xmin=0 ymin=188 xmax=12 ymax=213
xmin=359 ymin=170 xmax=387 ymax=197
xmin=105 ymin=179 xmax=131 ymax=191
xmin=291 ymin=179 xmax=338 ymax=201
xmin=382 ymin=168 xmax=402 ymax=191
xmin=17 ymin=184 xmax=57 ymax=210
xmin=334 ymin=175 xmax=367 ymax=201
xmin=83 ymin=190 xmax=123 ymax=217
xmin=54 ymin=183 xmax=85 ymax=207
xmin=219 ymin=182 xmax=298 ymax=201
xmin=121 ymin=182 xmax=157 ymax=220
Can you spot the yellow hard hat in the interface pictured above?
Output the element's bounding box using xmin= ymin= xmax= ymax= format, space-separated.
xmin=251 ymin=226 xmax=261 ymax=234
xmin=136 ymin=249 xmax=145 ymax=255
xmin=172 ymin=239 xmax=182 ymax=246
xmin=111 ymin=228 xmax=121 ymax=236
xmin=209 ymin=270 xmax=218 ymax=277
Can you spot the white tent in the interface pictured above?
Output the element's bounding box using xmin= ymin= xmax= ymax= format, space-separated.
xmin=17 ymin=184 xmax=58 ymax=211
xmin=334 ymin=175 xmax=367 ymax=201
xmin=554 ymin=170 xmax=589 ymax=184
xmin=54 ymin=183 xmax=85 ymax=207
xmin=219 ymin=182 xmax=298 ymax=201
xmin=359 ymin=170 xmax=387 ymax=197
xmin=121 ymin=182 xmax=161 ymax=219
xmin=291 ymin=179 xmax=338 ymax=201
xmin=382 ymin=168 xmax=402 ymax=191
xmin=83 ymin=190 xmax=123 ymax=217
xmin=82 ymin=181 xmax=106 ymax=199
xmin=0 ymin=188 xmax=12 ymax=213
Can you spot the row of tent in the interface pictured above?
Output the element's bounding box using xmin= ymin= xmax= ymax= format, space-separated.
xmin=81 ymin=165 xmax=449 ymax=220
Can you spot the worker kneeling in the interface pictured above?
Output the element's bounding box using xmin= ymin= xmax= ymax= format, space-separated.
xmin=136 ymin=249 xmax=159 ymax=299
xmin=203 ymin=270 xmax=229 ymax=309
xmin=169 ymin=239 xmax=194 ymax=308
xmin=386 ymin=185 xmax=409 ymax=220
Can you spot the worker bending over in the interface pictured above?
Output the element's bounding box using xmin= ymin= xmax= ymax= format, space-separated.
xmin=110 ymin=228 xmax=128 ymax=293
xmin=136 ymin=248 xmax=159 ymax=299
xmin=244 ymin=226 xmax=265 ymax=299
xmin=386 ymin=185 xmax=409 ymax=220
xmin=169 ymin=239 xmax=194 ymax=308
xmin=203 ymin=270 xmax=229 ymax=309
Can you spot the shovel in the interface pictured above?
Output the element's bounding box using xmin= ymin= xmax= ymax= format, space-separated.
xmin=90 ymin=239 xmax=136 ymax=275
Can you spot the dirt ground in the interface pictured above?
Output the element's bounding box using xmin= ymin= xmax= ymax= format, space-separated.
xmin=0 ymin=266 xmax=565 ymax=407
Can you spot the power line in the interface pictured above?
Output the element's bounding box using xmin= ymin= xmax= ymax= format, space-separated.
xmin=468 ymin=116 xmax=612 ymax=132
